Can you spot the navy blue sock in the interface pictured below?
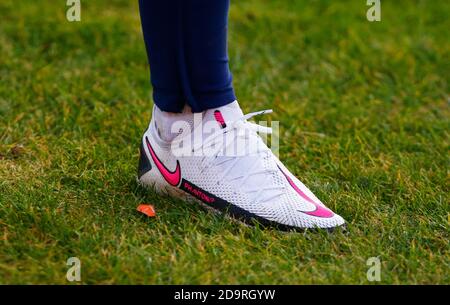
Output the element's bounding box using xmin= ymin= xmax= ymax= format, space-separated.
xmin=138 ymin=0 xmax=236 ymax=113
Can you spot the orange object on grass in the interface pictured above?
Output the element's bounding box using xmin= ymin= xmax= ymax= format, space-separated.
xmin=137 ymin=204 xmax=156 ymax=217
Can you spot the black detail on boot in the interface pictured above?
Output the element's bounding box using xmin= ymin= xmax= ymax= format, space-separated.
xmin=138 ymin=142 xmax=152 ymax=179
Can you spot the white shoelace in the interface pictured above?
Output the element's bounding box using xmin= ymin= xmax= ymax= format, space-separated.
xmin=194 ymin=110 xmax=286 ymax=204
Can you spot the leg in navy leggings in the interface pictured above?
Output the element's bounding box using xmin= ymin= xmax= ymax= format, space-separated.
xmin=138 ymin=0 xmax=236 ymax=113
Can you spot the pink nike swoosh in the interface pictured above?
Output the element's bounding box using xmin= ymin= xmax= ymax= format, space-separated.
xmin=278 ymin=166 xmax=334 ymax=218
xmin=145 ymin=137 xmax=181 ymax=187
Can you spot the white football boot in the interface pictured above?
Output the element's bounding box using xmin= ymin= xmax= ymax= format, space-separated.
xmin=138 ymin=104 xmax=345 ymax=231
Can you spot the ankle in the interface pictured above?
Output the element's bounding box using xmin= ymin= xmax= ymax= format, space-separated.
xmin=152 ymin=104 xmax=196 ymax=142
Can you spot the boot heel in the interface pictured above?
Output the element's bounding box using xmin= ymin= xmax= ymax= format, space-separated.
xmin=137 ymin=142 xmax=152 ymax=179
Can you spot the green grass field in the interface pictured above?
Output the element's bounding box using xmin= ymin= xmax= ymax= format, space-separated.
xmin=0 ymin=0 xmax=448 ymax=284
